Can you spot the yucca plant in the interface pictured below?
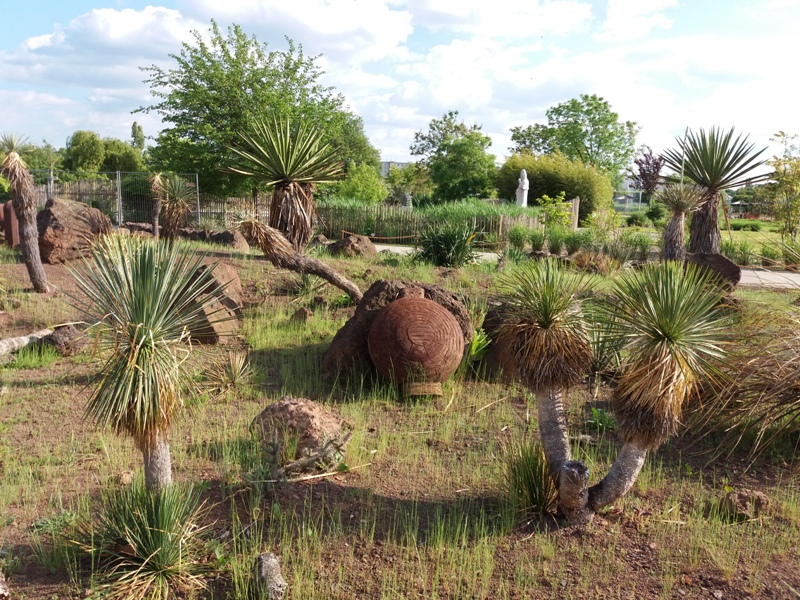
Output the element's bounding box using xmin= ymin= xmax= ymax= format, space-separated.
xmin=68 ymin=235 xmax=229 ymax=490
xmin=76 ymin=478 xmax=209 ymax=600
xmin=656 ymin=182 xmax=704 ymax=260
xmin=497 ymin=259 xmax=594 ymax=484
xmin=586 ymin=262 xmax=728 ymax=512
xmin=0 ymin=133 xmax=50 ymax=292
xmin=227 ymin=117 xmax=344 ymax=251
xmin=150 ymin=173 xmax=195 ymax=240
xmin=414 ymin=222 xmax=478 ymax=267
xmin=663 ymin=127 xmax=766 ymax=254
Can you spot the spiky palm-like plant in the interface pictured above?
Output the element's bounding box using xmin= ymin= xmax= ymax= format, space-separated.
xmin=226 ymin=117 xmax=344 ymax=251
xmin=498 ymin=259 xmax=594 ymax=485
xmin=0 ymin=133 xmax=50 ymax=292
xmin=656 ymin=182 xmax=705 ymax=261
xmin=69 ymin=235 xmax=229 ymax=490
xmin=663 ymin=127 xmax=766 ymax=254
xmin=150 ymin=173 xmax=195 ymax=241
xmin=587 ymin=261 xmax=727 ymax=512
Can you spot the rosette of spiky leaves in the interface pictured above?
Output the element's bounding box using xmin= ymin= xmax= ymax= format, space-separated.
xmin=68 ymin=235 xmax=229 ymax=450
xmin=656 ymin=182 xmax=705 ymax=261
xmin=606 ymin=261 xmax=728 ymax=448
xmin=77 ymin=478 xmax=209 ymax=600
xmin=226 ymin=117 xmax=344 ymax=250
xmin=497 ymin=259 xmax=594 ymax=391
xmin=154 ymin=174 xmax=195 ymax=240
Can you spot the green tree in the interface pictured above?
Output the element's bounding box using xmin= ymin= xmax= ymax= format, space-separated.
xmin=496 ymin=152 xmax=613 ymax=222
xmin=334 ymin=163 xmax=387 ymax=203
xmin=385 ymin=163 xmax=433 ymax=202
xmin=21 ymin=141 xmax=62 ymax=171
xmin=64 ymin=130 xmax=105 ymax=172
xmin=663 ymin=127 xmax=767 ymax=254
xmin=510 ymin=94 xmax=639 ymax=187
xmin=0 ymin=133 xmax=50 ymax=292
xmin=101 ymin=138 xmax=145 ymax=172
xmin=131 ymin=121 xmax=146 ymax=152
xmin=428 ymin=130 xmax=495 ymax=202
xmin=139 ymin=20 xmax=375 ymax=196
xmin=69 ymin=235 xmax=229 ymax=490
xmin=410 ymin=110 xmax=484 ymax=163
xmin=226 ymin=117 xmax=343 ymax=250
xmin=765 ymin=131 xmax=800 ymax=240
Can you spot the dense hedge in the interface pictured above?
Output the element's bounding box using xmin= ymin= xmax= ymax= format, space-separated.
xmin=496 ymin=152 xmax=614 ymax=223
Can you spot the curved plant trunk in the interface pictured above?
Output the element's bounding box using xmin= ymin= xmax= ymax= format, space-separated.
xmin=536 ymin=387 xmax=572 ymax=487
xmin=0 ymin=328 xmax=53 ymax=356
xmin=688 ymin=191 xmax=720 ymax=254
xmin=142 ymin=430 xmax=172 ymax=491
xmin=152 ymin=198 xmax=161 ymax=241
xmin=588 ymin=437 xmax=648 ymax=511
xmin=269 ymin=182 xmax=315 ymax=251
xmin=662 ymin=213 xmax=686 ymax=261
xmin=240 ymin=220 xmax=363 ymax=304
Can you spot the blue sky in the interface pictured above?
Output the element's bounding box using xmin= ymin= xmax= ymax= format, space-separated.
xmin=2 ymin=0 xmax=798 ymax=169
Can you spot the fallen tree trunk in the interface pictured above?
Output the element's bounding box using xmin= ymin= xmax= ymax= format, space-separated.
xmin=0 ymin=328 xmax=53 ymax=356
xmin=239 ymin=220 xmax=363 ymax=304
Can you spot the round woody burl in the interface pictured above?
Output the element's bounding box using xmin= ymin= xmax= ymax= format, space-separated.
xmin=367 ymin=297 xmax=464 ymax=396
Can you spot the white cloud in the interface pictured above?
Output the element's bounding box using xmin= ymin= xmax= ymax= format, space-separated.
xmin=594 ymin=0 xmax=677 ymax=42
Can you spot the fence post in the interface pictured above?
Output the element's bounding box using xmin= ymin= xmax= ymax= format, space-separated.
xmin=195 ymin=173 xmax=201 ymax=227
xmin=116 ymin=172 xmax=122 ymax=226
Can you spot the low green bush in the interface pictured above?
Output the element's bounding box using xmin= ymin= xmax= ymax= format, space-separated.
xmin=528 ymin=229 xmax=546 ymax=252
xmin=414 ymin=222 xmax=478 ymax=267
xmin=546 ymin=227 xmax=566 ymax=256
xmin=503 ymin=440 xmax=556 ymax=517
xmin=626 ymin=211 xmax=649 ymax=227
xmin=645 ymin=203 xmax=666 ymax=222
xmin=760 ymin=243 xmax=782 ymax=266
xmin=564 ymin=230 xmax=592 ymax=255
xmin=507 ymin=225 xmax=529 ymax=250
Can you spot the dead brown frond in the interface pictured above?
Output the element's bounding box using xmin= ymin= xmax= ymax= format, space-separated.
xmin=238 ymin=219 xmax=295 ymax=266
xmin=269 ymin=182 xmax=316 ymax=251
xmin=2 ymin=151 xmax=35 ymax=208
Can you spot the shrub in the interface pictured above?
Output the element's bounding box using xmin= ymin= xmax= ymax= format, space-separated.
xmin=645 ymin=202 xmax=666 ymax=222
xmin=536 ymin=191 xmax=572 ymax=229
xmin=621 ymin=231 xmax=653 ymax=261
xmin=507 ymin=224 xmax=529 ymax=250
xmin=503 ymin=440 xmax=557 ymax=517
xmin=760 ymin=243 xmax=782 ymax=266
xmin=720 ymin=240 xmax=737 ymax=261
xmin=564 ymin=230 xmax=591 ymax=255
xmin=546 ymin=227 xmax=566 ymax=255
xmin=75 ymin=479 xmax=209 ymax=600
xmin=334 ymin=163 xmax=387 ymax=204
xmin=625 ymin=211 xmax=649 ymax=227
xmin=724 ymin=219 xmax=763 ymax=232
xmin=528 ymin=229 xmax=546 ymax=252
xmin=736 ymin=241 xmax=755 ymax=266
xmin=496 ymin=152 xmax=614 ymax=223
xmin=414 ymin=222 xmax=478 ymax=267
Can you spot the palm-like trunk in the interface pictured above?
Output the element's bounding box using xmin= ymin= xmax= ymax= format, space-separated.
xmin=588 ymin=438 xmax=648 ymax=511
xmin=662 ymin=213 xmax=686 ymax=261
xmin=152 ymin=198 xmax=161 ymax=241
xmin=536 ymin=387 xmax=571 ymax=487
xmin=4 ymin=153 xmax=50 ymax=293
xmin=269 ymin=182 xmax=315 ymax=251
xmin=689 ymin=191 xmax=720 ymax=254
xmin=142 ymin=430 xmax=172 ymax=490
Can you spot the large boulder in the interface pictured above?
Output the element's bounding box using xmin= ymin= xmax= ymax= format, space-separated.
xmin=328 ymin=234 xmax=377 ymax=259
xmin=37 ymin=197 xmax=112 ymax=263
xmin=209 ymin=229 xmax=250 ymax=252
xmin=188 ymin=261 xmax=243 ymax=344
xmin=687 ymin=252 xmax=741 ymax=291
xmin=42 ymin=325 xmax=87 ymax=357
xmin=322 ymin=279 xmax=473 ymax=379
xmin=250 ymin=396 xmax=349 ymax=462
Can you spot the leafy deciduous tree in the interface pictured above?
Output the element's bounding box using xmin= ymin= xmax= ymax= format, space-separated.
xmin=64 ymin=130 xmax=105 ymax=172
xmin=410 ymin=110 xmax=484 ymax=163
xmin=131 ymin=121 xmax=146 ymax=152
xmin=765 ymin=131 xmax=800 ymax=240
xmin=428 ymin=130 xmax=496 ymax=202
xmin=334 ymin=163 xmax=387 ymax=203
xmin=630 ymin=146 xmax=666 ymax=203
xmin=101 ymin=138 xmax=145 ymax=173
xmin=509 ymin=94 xmax=639 ymax=187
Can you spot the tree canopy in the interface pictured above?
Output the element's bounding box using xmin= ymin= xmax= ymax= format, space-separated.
xmin=63 ymin=130 xmax=105 ymax=172
xmin=138 ymin=20 xmax=378 ymax=197
xmin=428 ymin=130 xmax=496 ymax=202
xmin=509 ymin=94 xmax=639 ymax=187
xmin=410 ymin=110 xmax=484 ymax=163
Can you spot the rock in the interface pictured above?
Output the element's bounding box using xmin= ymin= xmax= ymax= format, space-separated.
xmin=209 ymin=229 xmax=249 ymax=252
xmin=290 ymin=307 xmax=313 ymax=323
xmin=123 ymin=222 xmax=154 ymax=236
xmin=322 ymin=279 xmax=473 ymax=379
xmin=254 ymin=553 xmax=287 ymax=600
xmin=4 ymin=200 xmax=20 ymax=248
xmin=722 ymin=488 xmax=769 ymax=520
xmin=42 ymin=325 xmax=87 ymax=357
xmin=251 ymin=396 xmax=348 ymax=462
xmin=687 ymin=253 xmax=741 ymax=291
xmin=188 ymin=262 xmax=243 ymax=344
xmin=309 ymin=234 xmax=329 ymax=247
xmin=328 ymin=234 xmax=377 ymax=259
xmin=0 ymin=570 xmax=9 ymax=600
xmin=37 ymin=197 xmax=112 ymax=263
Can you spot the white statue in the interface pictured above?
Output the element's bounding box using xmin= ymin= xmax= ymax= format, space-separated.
xmin=515 ymin=169 xmax=529 ymax=207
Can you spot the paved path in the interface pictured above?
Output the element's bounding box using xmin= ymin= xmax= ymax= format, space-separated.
xmin=374 ymin=244 xmax=800 ymax=290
